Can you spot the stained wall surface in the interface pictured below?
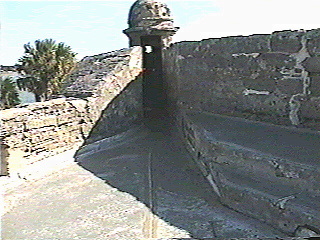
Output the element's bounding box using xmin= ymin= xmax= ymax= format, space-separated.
xmin=163 ymin=29 xmax=320 ymax=130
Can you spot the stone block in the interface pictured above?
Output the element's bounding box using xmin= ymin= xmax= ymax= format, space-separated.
xmin=276 ymin=77 xmax=304 ymax=95
xmin=25 ymin=126 xmax=54 ymax=144
xmin=56 ymin=110 xmax=78 ymax=126
xmin=0 ymin=108 xmax=31 ymax=121
xmin=258 ymin=53 xmax=296 ymax=69
xmin=271 ymin=31 xmax=303 ymax=53
xmin=201 ymin=34 xmax=270 ymax=54
xmin=305 ymin=29 xmax=320 ymax=56
xmin=243 ymin=73 xmax=278 ymax=92
xmin=230 ymin=55 xmax=261 ymax=71
xmin=302 ymin=57 xmax=320 ymax=73
xmin=0 ymin=120 xmax=25 ymax=135
xmin=68 ymin=99 xmax=88 ymax=113
xmin=300 ymin=97 xmax=320 ymax=119
xmin=25 ymin=117 xmax=42 ymax=130
xmin=25 ymin=116 xmax=57 ymax=129
xmin=309 ymin=74 xmax=320 ymax=96
xmin=4 ymin=133 xmax=27 ymax=148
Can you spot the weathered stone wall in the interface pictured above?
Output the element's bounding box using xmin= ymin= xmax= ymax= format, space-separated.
xmin=163 ymin=29 xmax=320 ymax=130
xmin=85 ymin=76 xmax=143 ymax=144
xmin=163 ymin=29 xmax=320 ymax=235
xmin=0 ymin=47 xmax=143 ymax=175
xmin=0 ymin=99 xmax=90 ymax=173
xmin=177 ymin=111 xmax=320 ymax=235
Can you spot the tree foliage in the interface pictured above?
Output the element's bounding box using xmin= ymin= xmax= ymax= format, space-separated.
xmin=0 ymin=76 xmax=21 ymax=109
xmin=17 ymin=39 xmax=77 ymax=102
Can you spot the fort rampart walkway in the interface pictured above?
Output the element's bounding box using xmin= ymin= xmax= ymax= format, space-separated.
xmin=2 ymin=124 xmax=287 ymax=239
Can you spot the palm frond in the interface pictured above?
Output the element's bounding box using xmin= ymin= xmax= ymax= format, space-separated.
xmin=18 ymin=39 xmax=77 ymax=101
xmin=0 ymin=77 xmax=21 ymax=109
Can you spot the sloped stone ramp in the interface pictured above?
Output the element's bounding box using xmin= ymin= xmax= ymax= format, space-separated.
xmin=2 ymin=125 xmax=287 ymax=239
xmin=183 ymin=111 xmax=320 ymax=237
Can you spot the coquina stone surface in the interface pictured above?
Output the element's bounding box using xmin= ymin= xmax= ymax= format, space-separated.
xmin=163 ymin=29 xmax=320 ymax=130
xmin=0 ymin=47 xmax=143 ymax=176
xmin=123 ymin=0 xmax=179 ymax=47
xmin=1 ymin=2 xmax=320 ymax=237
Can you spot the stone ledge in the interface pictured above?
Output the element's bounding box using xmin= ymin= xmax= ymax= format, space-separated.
xmin=0 ymin=148 xmax=78 ymax=192
xmin=178 ymin=111 xmax=320 ymax=236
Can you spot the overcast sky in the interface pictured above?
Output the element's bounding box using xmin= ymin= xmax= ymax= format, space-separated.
xmin=1 ymin=0 xmax=319 ymax=65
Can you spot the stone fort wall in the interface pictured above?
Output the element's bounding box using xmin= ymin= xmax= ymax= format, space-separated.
xmin=2 ymin=29 xmax=320 ymax=176
xmin=0 ymin=47 xmax=143 ymax=176
xmin=164 ymin=29 xmax=320 ymax=130
xmin=1 ymin=28 xmax=320 ymax=235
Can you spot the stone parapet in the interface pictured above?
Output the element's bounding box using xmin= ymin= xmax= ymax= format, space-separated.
xmin=163 ymin=28 xmax=320 ymax=131
xmin=0 ymin=47 xmax=143 ymax=176
xmin=177 ymin=111 xmax=320 ymax=237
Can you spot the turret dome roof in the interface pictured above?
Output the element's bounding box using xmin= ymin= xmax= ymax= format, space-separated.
xmin=128 ymin=0 xmax=172 ymax=28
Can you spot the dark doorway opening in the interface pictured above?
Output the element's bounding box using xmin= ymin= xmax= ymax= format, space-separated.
xmin=1 ymin=144 xmax=9 ymax=176
xmin=141 ymin=35 xmax=167 ymax=122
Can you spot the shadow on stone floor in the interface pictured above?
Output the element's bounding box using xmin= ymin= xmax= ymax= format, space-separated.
xmin=74 ymin=118 xmax=225 ymax=238
xmin=74 ymin=116 xmax=287 ymax=239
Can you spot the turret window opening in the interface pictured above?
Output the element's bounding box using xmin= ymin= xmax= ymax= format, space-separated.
xmin=144 ymin=45 xmax=153 ymax=53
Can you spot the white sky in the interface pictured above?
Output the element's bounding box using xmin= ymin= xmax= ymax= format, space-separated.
xmin=1 ymin=0 xmax=319 ymax=65
xmin=174 ymin=0 xmax=320 ymax=41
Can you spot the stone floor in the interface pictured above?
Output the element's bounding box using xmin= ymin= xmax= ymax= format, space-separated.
xmin=1 ymin=126 xmax=290 ymax=239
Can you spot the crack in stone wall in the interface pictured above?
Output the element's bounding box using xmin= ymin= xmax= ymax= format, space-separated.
xmin=288 ymin=35 xmax=311 ymax=126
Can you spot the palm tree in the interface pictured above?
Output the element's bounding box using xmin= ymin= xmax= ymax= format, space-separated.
xmin=0 ymin=76 xmax=21 ymax=109
xmin=17 ymin=39 xmax=77 ymax=102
